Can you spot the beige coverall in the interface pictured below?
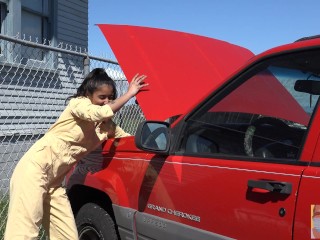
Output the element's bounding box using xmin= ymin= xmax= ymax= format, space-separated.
xmin=5 ymin=97 xmax=129 ymax=240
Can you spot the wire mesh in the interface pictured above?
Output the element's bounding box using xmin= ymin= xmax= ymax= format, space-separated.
xmin=0 ymin=35 xmax=145 ymax=239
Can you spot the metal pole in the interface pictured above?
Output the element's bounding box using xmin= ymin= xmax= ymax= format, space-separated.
xmin=0 ymin=34 xmax=119 ymax=65
xmin=83 ymin=54 xmax=90 ymax=76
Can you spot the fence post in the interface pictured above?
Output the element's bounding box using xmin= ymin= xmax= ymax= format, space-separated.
xmin=83 ymin=54 xmax=90 ymax=76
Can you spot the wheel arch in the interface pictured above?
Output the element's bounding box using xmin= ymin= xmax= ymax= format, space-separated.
xmin=67 ymin=184 xmax=115 ymax=221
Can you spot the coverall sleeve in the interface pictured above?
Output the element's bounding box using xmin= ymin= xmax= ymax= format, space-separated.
xmin=70 ymin=97 xmax=114 ymax=122
xmin=104 ymin=120 xmax=131 ymax=138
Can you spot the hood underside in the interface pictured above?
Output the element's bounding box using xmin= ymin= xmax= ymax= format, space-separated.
xmin=98 ymin=24 xmax=254 ymax=120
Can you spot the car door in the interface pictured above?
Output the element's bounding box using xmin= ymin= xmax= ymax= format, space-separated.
xmin=134 ymin=48 xmax=320 ymax=239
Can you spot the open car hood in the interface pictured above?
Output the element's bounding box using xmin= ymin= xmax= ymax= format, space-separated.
xmin=98 ymin=24 xmax=254 ymax=120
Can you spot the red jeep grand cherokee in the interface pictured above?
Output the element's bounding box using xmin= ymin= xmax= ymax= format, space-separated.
xmin=67 ymin=25 xmax=320 ymax=240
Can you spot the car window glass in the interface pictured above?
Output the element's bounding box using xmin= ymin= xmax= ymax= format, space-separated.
xmin=180 ymin=50 xmax=320 ymax=160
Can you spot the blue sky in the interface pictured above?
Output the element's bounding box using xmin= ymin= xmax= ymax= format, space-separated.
xmin=88 ymin=0 xmax=320 ymax=57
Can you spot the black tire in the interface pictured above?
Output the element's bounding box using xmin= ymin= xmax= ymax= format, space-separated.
xmin=76 ymin=203 xmax=118 ymax=240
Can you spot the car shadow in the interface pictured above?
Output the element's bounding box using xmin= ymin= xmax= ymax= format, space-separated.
xmin=138 ymin=154 xmax=166 ymax=212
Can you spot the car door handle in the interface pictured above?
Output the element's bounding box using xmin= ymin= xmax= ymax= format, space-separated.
xmin=248 ymin=180 xmax=292 ymax=194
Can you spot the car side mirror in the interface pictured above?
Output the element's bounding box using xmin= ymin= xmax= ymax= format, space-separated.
xmin=135 ymin=121 xmax=170 ymax=154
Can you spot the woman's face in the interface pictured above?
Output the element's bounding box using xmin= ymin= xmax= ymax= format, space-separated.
xmin=88 ymin=84 xmax=114 ymax=106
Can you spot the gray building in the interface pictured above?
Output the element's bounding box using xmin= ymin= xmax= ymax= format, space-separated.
xmin=0 ymin=0 xmax=88 ymax=50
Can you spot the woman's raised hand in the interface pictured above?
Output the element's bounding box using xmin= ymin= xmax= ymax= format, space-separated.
xmin=106 ymin=73 xmax=148 ymax=113
xmin=127 ymin=74 xmax=148 ymax=97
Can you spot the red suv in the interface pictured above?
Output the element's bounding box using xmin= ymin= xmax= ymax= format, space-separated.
xmin=67 ymin=25 xmax=320 ymax=240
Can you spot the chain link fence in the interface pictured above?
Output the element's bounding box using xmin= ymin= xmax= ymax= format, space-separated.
xmin=0 ymin=34 xmax=145 ymax=239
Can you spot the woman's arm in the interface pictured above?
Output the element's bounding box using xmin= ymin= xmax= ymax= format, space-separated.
xmin=70 ymin=97 xmax=114 ymax=122
xmin=107 ymin=74 xmax=148 ymax=113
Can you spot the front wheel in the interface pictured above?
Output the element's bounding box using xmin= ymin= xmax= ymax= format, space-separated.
xmin=76 ymin=203 xmax=118 ymax=240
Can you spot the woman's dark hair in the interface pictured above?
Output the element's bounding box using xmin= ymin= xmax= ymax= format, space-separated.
xmin=66 ymin=68 xmax=117 ymax=103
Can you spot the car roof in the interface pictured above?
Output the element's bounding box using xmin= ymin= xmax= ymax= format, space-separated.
xmin=98 ymin=24 xmax=254 ymax=120
xmin=253 ymin=36 xmax=320 ymax=61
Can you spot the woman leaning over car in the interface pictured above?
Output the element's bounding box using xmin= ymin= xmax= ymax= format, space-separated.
xmin=4 ymin=68 xmax=148 ymax=240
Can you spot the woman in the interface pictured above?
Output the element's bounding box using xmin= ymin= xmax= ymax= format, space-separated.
xmin=5 ymin=68 xmax=148 ymax=239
